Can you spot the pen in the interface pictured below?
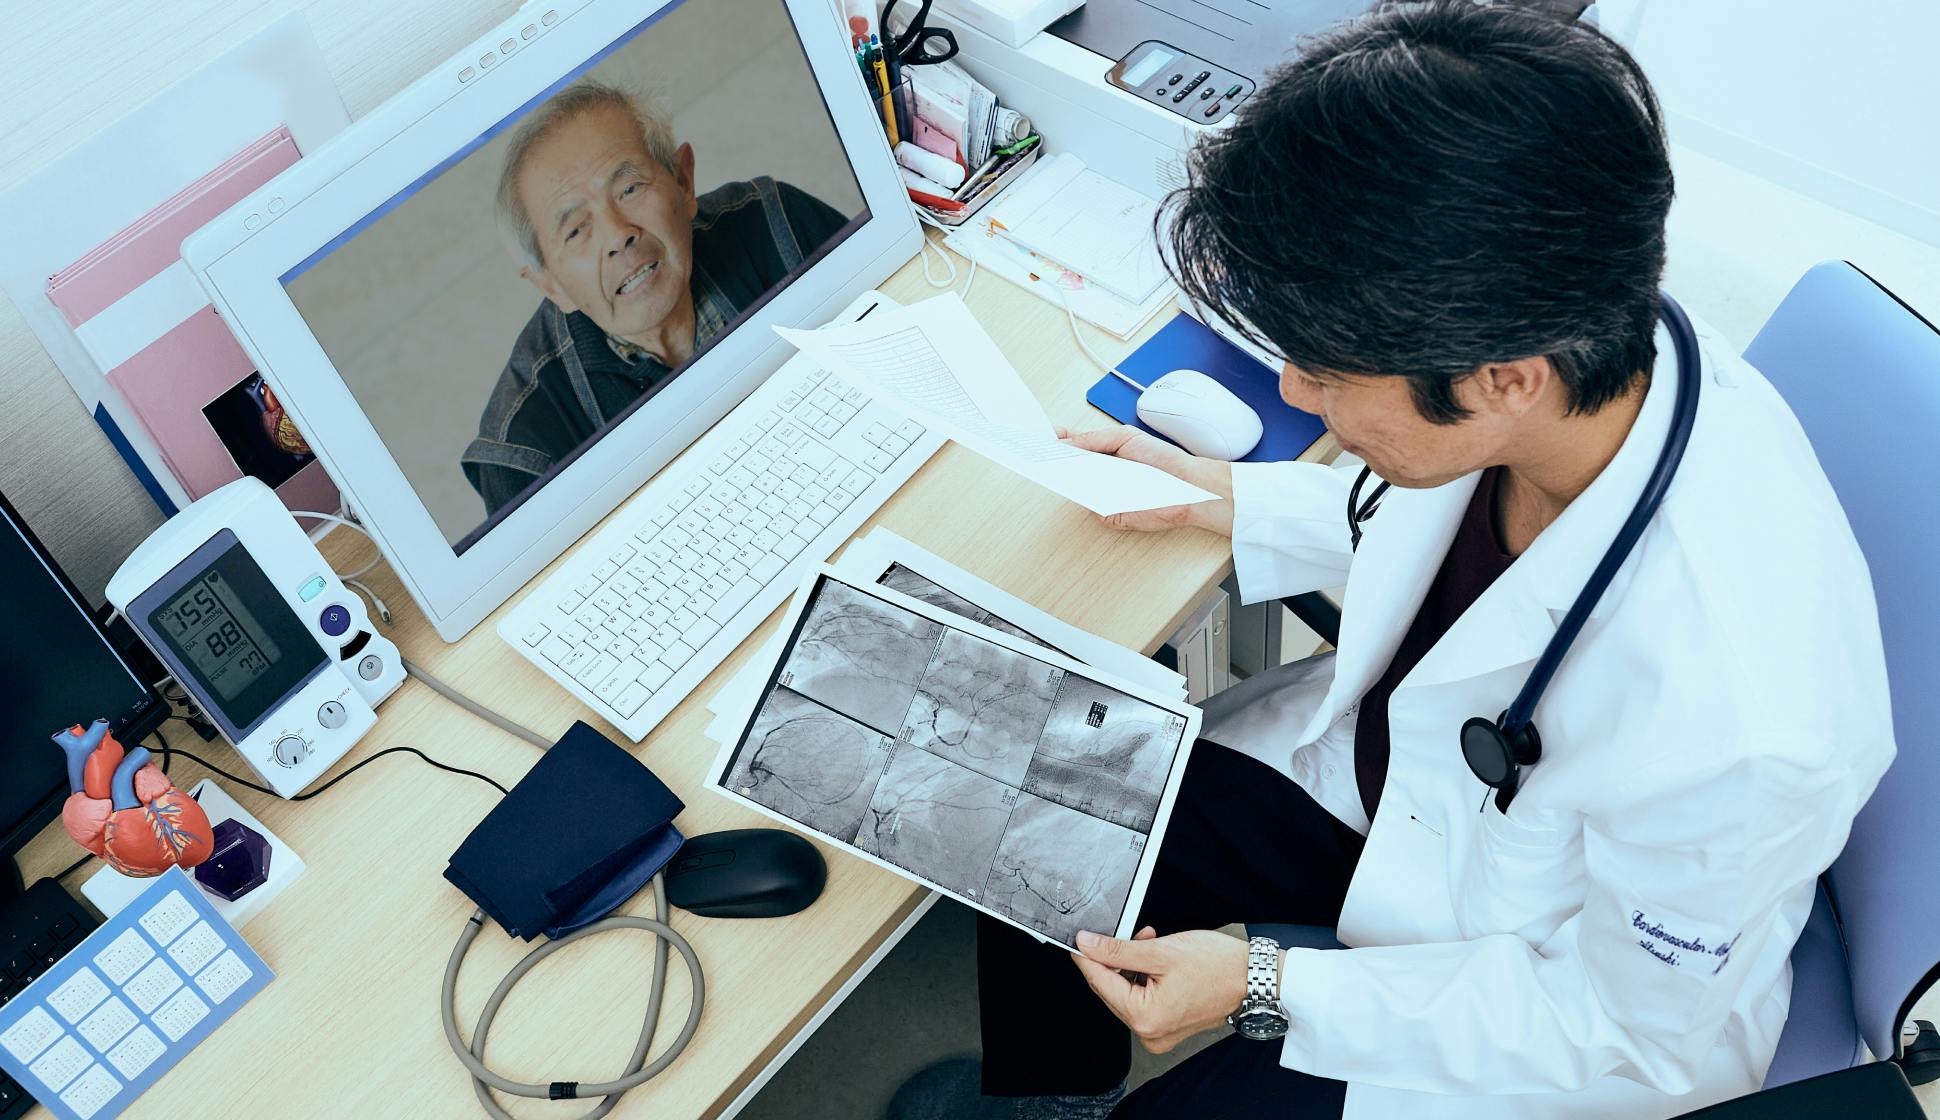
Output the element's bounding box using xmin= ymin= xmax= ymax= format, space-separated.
xmin=869 ymin=38 xmax=899 ymax=145
xmin=883 ymin=37 xmax=910 ymax=140
xmin=951 ymin=152 xmax=1002 ymax=200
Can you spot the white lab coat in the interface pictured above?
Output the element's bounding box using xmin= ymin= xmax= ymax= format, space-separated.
xmin=1202 ymin=315 xmax=1895 ymax=1119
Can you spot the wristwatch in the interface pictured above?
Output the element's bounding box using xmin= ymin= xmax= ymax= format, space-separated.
xmin=1228 ymin=936 xmax=1291 ymax=1041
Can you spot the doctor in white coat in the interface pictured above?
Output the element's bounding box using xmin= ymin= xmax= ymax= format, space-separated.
xmin=948 ymin=5 xmax=1896 ymax=1120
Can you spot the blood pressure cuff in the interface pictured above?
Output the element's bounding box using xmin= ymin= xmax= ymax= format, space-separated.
xmin=445 ymin=721 xmax=684 ymax=940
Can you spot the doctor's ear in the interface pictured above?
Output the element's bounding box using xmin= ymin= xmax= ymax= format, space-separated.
xmin=1469 ymin=356 xmax=1553 ymax=418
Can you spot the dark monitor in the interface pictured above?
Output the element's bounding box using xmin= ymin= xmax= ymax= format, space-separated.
xmin=0 ymin=488 xmax=168 ymax=891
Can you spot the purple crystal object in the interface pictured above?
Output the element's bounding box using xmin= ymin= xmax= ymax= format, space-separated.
xmin=194 ymin=819 xmax=272 ymax=901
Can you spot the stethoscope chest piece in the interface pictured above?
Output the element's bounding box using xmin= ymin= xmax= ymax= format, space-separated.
xmin=1461 ymin=713 xmax=1542 ymax=813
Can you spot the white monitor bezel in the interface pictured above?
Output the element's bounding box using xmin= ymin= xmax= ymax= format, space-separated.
xmin=184 ymin=0 xmax=920 ymax=640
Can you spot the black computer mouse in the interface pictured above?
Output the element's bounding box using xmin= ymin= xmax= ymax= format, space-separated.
xmin=664 ymin=828 xmax=827 ymax=918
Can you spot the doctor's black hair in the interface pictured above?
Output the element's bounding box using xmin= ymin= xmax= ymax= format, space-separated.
xmin=1162 ymin=0 xmax=1674 ymax=424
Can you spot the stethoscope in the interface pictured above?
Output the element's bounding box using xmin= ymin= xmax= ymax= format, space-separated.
xmin=1346 ymin=293 xmax=1704 ymax=812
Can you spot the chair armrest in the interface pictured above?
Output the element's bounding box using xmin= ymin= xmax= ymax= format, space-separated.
xmin=1667 ymin=1061 xmax=1923 ymax=1119
xmin=1279 ymin=592 xmax=1342 ymax=648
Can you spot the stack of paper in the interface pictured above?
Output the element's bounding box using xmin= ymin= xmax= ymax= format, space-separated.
xmin=774 ymin=294 xmax=1215 ymax=517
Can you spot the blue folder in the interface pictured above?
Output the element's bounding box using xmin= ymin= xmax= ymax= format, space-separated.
xmin=1085 ymin=312 xmax=1326 ymax=463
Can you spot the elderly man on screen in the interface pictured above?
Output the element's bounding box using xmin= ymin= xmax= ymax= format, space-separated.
xmin=463 ymin=80 xmax=849 ymax=514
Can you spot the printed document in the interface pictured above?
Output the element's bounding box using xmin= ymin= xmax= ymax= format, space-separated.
xmin=775 ymin=294 xmax=1215 ymax=516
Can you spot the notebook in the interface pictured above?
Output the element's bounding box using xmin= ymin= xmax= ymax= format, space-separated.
xmin=983 ymin=152 xmax=1170 ymax=304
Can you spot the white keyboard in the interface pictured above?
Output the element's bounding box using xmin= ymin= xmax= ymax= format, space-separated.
xmin=498 ymin=345 xmax=945 ymax=740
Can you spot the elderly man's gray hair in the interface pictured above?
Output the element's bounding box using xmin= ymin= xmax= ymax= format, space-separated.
xmin=495 ymin=80 xmax=680 ymax=269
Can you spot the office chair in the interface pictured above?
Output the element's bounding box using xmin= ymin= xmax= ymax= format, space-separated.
xmin=1254 ymin=262 xmax=1940 ymax=1116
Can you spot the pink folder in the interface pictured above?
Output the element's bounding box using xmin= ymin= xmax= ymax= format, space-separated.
xmin=45 ymin=127 xmax=339 ymax=515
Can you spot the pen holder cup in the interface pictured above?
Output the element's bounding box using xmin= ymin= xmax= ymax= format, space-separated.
xmin=912 ymin=138 xmax=1042 ymax=228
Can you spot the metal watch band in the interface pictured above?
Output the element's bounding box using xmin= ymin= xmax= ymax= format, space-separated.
xmin=1246 ymin=936 xmax=1279 ymax=1002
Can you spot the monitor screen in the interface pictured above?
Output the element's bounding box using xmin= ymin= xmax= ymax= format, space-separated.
xmin=279 ymin=0 xmax=869 ymax=553
xmin=0 ymin=493 xmax=163 ymax=853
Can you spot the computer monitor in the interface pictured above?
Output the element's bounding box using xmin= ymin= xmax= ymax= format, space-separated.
xmin=0 ymin=490 xmax=167 ymax=897
xmin=184 ymin=0 xmax=920 ymax=639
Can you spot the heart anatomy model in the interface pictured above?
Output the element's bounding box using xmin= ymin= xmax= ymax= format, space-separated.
xmin=51 ymin=720 xmax=215 ymax=876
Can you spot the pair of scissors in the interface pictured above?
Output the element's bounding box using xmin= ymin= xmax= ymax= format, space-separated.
xmin=882 ymin=0 xmax=959 ymax=66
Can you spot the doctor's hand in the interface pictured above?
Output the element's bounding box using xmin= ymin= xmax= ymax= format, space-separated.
xmin=1071 ymin=927 xmax=1251 ymax=1054
xmin=1055 ymin=425 xmax=1234 ymax=535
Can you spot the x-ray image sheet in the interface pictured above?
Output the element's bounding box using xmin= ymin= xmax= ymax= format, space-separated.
xmin=709 ymin=567 xmax=1200 ymax=947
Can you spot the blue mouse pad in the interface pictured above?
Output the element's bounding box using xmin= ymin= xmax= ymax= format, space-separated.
xmin=1085 ymin=312 xmax=1325 ymax=463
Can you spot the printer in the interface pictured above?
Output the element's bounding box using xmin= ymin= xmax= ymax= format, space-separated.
xmin=939 ymin=0 xmax=1374 ymax=199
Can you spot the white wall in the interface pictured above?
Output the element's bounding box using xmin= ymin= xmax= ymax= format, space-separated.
xmin=1596 ymin=0 xmax=1940 ymax=250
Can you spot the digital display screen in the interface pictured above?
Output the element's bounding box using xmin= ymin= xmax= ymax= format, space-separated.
xmin=154 ymin=570 xmax=282 ymax=701
xmin=145 ymin=540 xmax=325 ymax=738
xmin=280 ymin=0 xmax=869 ymax=555
xmin=1123 ymin=48 xmax=1175 ymax=88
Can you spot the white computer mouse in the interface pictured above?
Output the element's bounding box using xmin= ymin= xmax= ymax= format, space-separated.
xmin=1134 ymin=369 xmax=1264 ymax=461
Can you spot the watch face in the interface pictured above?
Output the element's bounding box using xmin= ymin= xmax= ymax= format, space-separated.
xmin=1235 ymin=1009 xmax=1290 ymax=1041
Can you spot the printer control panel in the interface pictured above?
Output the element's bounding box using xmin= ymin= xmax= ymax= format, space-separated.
xmin=1106 ymin=40 xmax=1255 ymax=127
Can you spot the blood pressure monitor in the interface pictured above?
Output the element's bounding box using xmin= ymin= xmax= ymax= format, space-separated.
xmin=107 ymin=477 xmax=404 ymax=797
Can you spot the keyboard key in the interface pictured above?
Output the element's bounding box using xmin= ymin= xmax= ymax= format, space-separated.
xmin=842 ymin=469 xmax=873 ymax=495
xmin=591 ymin=589 xmax=623 ymax=616
xmin=780 ymin=391 xmax=804 ymax=410
xmin=751 ymin=554 xmax=787 ymax=583
xmin=744 ymin=451 xmax=774 ymax=477
xmin=830 ymin=401 xmax=859 ymax=424
xmin=614 ymin=682 xmax=651 ymax=718
xmin=572 ymin=603 xmax=608 ymax=632
xmin=608 ymin=573 xmax=641 ymax=599
xmin=700 ymin=575 xmax=735 ymax=601
xmin=777 ymin=532 xmax=809 ymax=558
xmin=841 ymin=383 xmax=869 ymax=406
xmin=734 ymin=544 xmax=767 ymax=570
xmin=719 ymin=558 xmax=750 ymax=585
xmin=782 ymin=498 xmax=814 ymax=522
xmin=865 ymin=448 xmax=895 ymax=472
xmin=650 ymin=623 xmax=684 ymax=649
xmin=803 ymin=483 xmax=831 ymax=505
xmin=521 ymin=623 xmax=550 ymax=647
xmin=720 ymin=500 xmax=751 ymax=522
xmin=751 ymin=529 xmax=781 ymax=552
xmin=709 ymin=539 xmax=740 ymax=566
xmin=756 ymin=494 xmax=786 ymax=518
xmin=807 ymin=387 xmax=839 ymax=412
xmin=807 ymin=503 xmax=839 ymax=528
xmin=804 ymin=366 xmax=828 ymax=385
xmin=791 ymin=464 xmax=822 ymax=489
xmin=671 ymin=546 xmax=703 ymax=571
xmin=684 ymin=478 xmax=709 ymax=500
xmin=661 ymin=526 xmax=693 ymax=551
xmin=540 ymin=636 xmax=574 ymax=665
xmin=724 ymin=524 xmax=756 ymax=548
xmin=665 ymin=638 xmax=697 ymax=664
xmin=757 ymin=410 xmax=780 ymax=430
xmin=648 ymin=507 xmax=675 ymax=529
xmin=574 ymin=576 xmax=602 ymax=598
xmin=555 ymin=591 xmax=584 ymax=615
xmin=557 ymin=645 xmax=594 ymax=677
xmin=776 ymin=422 xmax=805 ymax=445
xmin=592 ymin=560 xmax=619 ymax=581
xmin=774 ymin=478 xmax=804 ymax=503
xmin=670 ymin=607 xmax=702 ymax=633
xmin=594 ymin=666 xmax=632 ymax=702
xmin=674 ymin=511 xmax=707 ymax=536
xmin=769 ymin=515 xmax=799 ymax=540
xmin=623 ymin=619 xmax=655 ymax=645
xmin=607 ymin=545 xmax=635 ymax=567
xmin=896 ymin=419 xmax=925 ymax=440
xmin=883 ymin=434 xmax=912 ymax=456
xmin=792 ymin=441 xmax=835 ymax=470
xmin=674 ymin=572 xmax=702 ymax=595
xmin=811 ymin=413 xmax=842 ymax=439
xmin=692 ymin=555 xmax=722 ymax=582
xmin=576 ymin=653 xmax=618 ymax=688
xmin=604 ymin=635 xmax=637 ymax=662
xmin=690 ymin=532 xmax=720 ymax=558
xmin=707 ymin=578 xmax=763 ymax=623
xmin=709 ymin=454 xmax=733 ymax=474
xmin=638 ymin=661 xmax=676 ymax=692
xmin=863 ymin=421 xmax=893 ymax=445
xmin=558 ymin=621 xmax=591 ymax=647
xmin=721 ymin=470 xmax=754 ymax=494
xmin=688 ymin=616 xmax=722 ymax=645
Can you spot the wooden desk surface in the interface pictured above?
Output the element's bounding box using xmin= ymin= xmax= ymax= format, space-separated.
xmin=8 ymin=246 xmax=1342 ymax=1118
